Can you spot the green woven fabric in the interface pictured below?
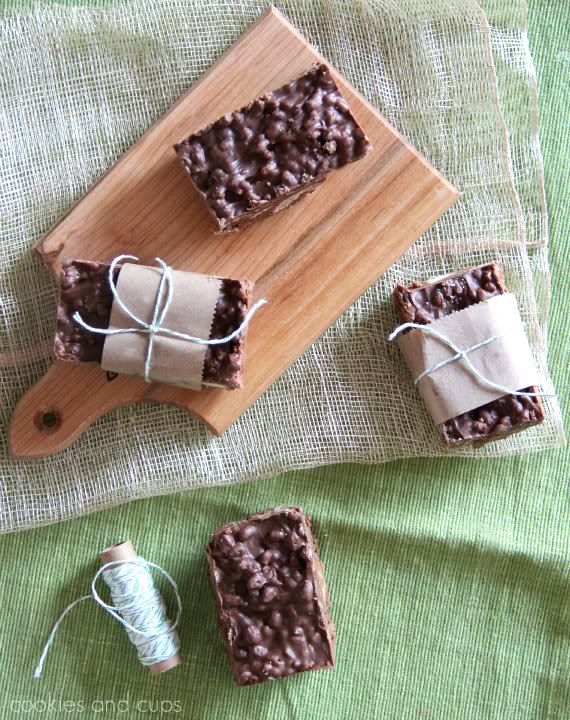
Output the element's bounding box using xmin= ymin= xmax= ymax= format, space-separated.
xmin=0 ymin=0 xmax=568 ymax=718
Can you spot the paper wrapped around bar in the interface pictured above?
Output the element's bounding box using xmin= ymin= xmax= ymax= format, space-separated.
xmin=100 ymin=540 xmax=183 ymax=674
xmin=101 ymin=263 xmax=221 ymax=390
xmin=396 ymin=293 xmax=540 ymax=424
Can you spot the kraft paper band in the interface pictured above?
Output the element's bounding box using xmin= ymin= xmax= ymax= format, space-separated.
xmin=396 ymin=293 xmax=540 ymax=424
xmin=101 ymin=263 xmax=221 ymax=390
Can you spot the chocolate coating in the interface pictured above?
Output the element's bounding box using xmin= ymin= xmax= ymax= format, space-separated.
xmin=393 ymin=263 xmax=544 ymax=445
xmin=55 ymin=259 xmax=114 ymax=363
xmin=206 ymin=507 xmax=335 ymax=686
xmin=54 ymin=259 xmax=252 ymax=389
xmin=202 ymin=278 xmax=251 ymax=389
xmin=175 ymin=64 xmax=372 ymax=232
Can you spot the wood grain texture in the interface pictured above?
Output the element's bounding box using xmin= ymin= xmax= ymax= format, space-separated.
xmin=10 ymin=7 xmax=459 ymax=459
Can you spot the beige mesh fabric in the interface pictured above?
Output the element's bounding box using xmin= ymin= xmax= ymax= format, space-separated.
xmin=0 ymin=0 xmax=564 ymax=532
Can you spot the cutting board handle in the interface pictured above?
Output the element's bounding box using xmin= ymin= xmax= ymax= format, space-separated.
xmin=9 ymin=361 xmax=150 ymax=459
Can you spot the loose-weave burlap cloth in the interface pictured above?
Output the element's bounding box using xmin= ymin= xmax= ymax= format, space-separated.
xmin=0 ymin=0 xmax=564 ymax=532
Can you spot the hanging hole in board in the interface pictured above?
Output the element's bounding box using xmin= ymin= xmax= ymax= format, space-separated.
xmin=35 ymin=409 xmax=61 ymax=433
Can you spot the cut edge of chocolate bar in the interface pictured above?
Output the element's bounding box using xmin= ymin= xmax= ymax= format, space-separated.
xmin=206 ymin=506 xmax=335 ymax=686
xmin=202 ymin=277 xmax=254 ymax=391
xmin=54 ymin=259 xmax=113 ymax=365
xmin=392 ymin=263 xmax=545 ymax=447
xmin=175 ymin=63 xmax=372 ymax=234
xmin=54 ymin=258 xmax=254 ymax=391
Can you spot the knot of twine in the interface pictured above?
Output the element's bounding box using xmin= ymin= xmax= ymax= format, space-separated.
xmin=389 ymin=322 xmax=556 ymax=399
xmin=34 ymin=558 xmax=182 ymax=679
xmin=73 ymin=254 xmax=267 ymax=383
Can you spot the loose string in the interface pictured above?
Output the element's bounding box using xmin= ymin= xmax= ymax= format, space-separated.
xmin=389 ymin=322 xmax=556 ymax=398
xmin=73 ymin=255 xmax=267 ymax=383
xmin=34 ymin=558 xmax=181 ymax=679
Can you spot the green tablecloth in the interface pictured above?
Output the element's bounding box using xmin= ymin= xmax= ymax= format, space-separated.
xmin=1 ymin=1 xmax=567 ymax=718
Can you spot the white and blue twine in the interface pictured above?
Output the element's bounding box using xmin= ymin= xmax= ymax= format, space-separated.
xmin=389 ymin=322 xmax=555 ymax=398
xmin=34 ymin=557 xmax=181 ymax=678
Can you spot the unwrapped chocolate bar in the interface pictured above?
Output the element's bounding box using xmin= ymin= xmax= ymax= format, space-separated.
xmin=206 ymin=507 xmax=335 ymax=685
xmin=392 ymin=263 xmax=544 ymax=445
xmin=175 ymin=64 xmax=371 ymax=232
xmin=55 ymin=259 xmax=253 ymax=390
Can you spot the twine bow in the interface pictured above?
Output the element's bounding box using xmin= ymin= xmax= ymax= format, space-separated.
xmin=389 ymin=322 xmax=555 ymax=398
xmin=73 ymin=255 xmax=267 ymax=383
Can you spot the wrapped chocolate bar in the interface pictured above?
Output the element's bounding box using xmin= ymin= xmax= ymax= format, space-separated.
xmin=175 ymin=64 xmax=372 ymax=233
xmin=206 ymin=507 xmax=335 ymax=686
xmin=391 ymin=264 xmax=549 ymax=446
xmin=55 ymin=255 xmax=264 ymax=390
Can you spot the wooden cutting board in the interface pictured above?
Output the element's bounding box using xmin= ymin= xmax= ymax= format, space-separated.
xmin=9 ymin=6 xmax=459 ymax=459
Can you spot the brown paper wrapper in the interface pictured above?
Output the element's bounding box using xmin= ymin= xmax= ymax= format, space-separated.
xmin=99 ymin=541 xmax=183 ymax=674
xmin=101 ymin=263 xmax=221 ymax=389
xmin=396 ymin=293 xmax=540 ymax=424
